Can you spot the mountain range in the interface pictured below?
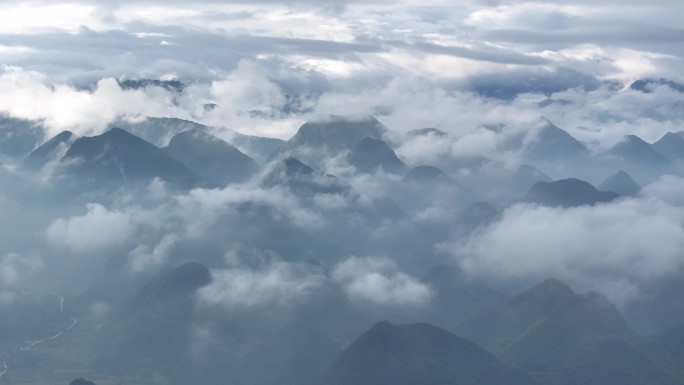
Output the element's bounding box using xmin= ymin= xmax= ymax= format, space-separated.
xmin=524 ymin=178 xmax=619 ymax=207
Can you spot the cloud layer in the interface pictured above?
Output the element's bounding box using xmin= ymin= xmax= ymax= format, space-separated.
xmin=450 ymin=196 xmax=684 ymax=304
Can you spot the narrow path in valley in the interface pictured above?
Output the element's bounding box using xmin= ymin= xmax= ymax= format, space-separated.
xmin=0 ymin=357 xmax=7 ymax=379
xmin=1 ymin=285 xmax=78 ymax=382
xmin=22 ymin=317 xmax=78 ymax=351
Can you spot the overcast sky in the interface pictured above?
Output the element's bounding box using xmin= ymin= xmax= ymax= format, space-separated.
xmin=0 ymin=0 xmax=682 ymax=141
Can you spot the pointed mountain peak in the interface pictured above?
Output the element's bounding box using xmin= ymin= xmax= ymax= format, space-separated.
xmin=106 ymin=126 xmax=130 ymax=135
xmin=509 ymin=278 xmax=575 ymax=308
xmin=653 ymin=131 xmax=684 ymax=162
xmin=367 ymin=320 xmax=394 ymax=334
xmin=62 ymin=128 xmax=203 ymax=188
xmin=613 ymin=170 xmax=632 ymax=178
xmin=326 ymin=321 xmax=535 ymax=385
xmin=287 ymin=114 xmax=388 ymax=151
xmin=523 ymin=118 xmax=588 ymax=162
xmin=598 ymin=170 xmax=641 ymax=196
xmin=52 ymin=130 xmax=76 ymax=141
xmin=356 ymin=136 xmax=387 ymax=148
xmin=171 ymin=128 xmax=212 ymax=140
xmin=404 ymin=165 xmax=453 ymax=184
xmin=100 ymin=127 xmax=142 ymax=142
xmin=283 ymin=156 xmax=314 ymax=177
xmin=348 ymin=137 xmax=407 ymax=175
xmin=606 ymin=134 xmax=671 ymax=166
xmin=164 ymin=129 xmax=258 ymax=185
xmin=535 ymin=116 xmax=555 ymax=127
xmin=660 ymin=131 xmax=681 ymax=140
xmin=23 ymin=130 xmax=79 ymax=171
xmin=623 ymin=134 xmax=646 ymax=144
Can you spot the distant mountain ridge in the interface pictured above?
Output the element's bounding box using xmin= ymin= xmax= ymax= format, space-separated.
xmin=598 ymin=170 xmax=641 ymax=196
xmin=347 ymin=137 xmax=408 ymax=175
xmin=117 ymin=79 xmax=186 ymax=93
xmin=653 ymin=131 xmax=684 ymax=163
xmin=523 ymin=118 xmax=589 ymax=163
xmin=525 ymin=178 xmax=619 ymax=207
xmin=164 ymin=129 xmax=259 ymax=185
xmin=455 ymin=279 xmax=681 ymax=385
xmin=62 ymin=127 xmax=204 ymax=189
xmin=23 ymin=130 xmax=78 ymax=171
xmin=630 ymin=79 xmax=684 ymax=93
xmin=324 ymin=321 xmax=536 ymax=385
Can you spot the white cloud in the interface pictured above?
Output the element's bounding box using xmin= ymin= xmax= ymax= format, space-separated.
xmin=0 ymin=66 xmax=191 ymax=137
xmin=0 ymin=3 xmax=107 ymax=34
xmin=0 ymin=253 xmax=43 ymax=304
xmin=197 ymin=261 xmax=323 ymax=309
xmin=176 ymin=184 xmax=324 ymax=236
xmin=642 ymin=175 xmax=684 ymax=206
xmin=46 ymin=203 xmax=136 ymax=254
xmin=333 ymin=256 xmax=432 ymax=306
xmin=450 ymin=198 xmax=684 ymax=304
xmin=128 ymin=233 xmax=179 ymax=272
xmin=0 ymin=253 xmax=43 ymax=285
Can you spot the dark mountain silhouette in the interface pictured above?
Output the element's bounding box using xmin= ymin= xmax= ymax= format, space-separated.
xmin=422 ymin=265 xmax=507 ymax=325
xmin=652 ymin=131 xmax=684 ymax=162
xmin=281 ymin=156 xmax=315 ymax=177
xmin=599 ymin=135 xmax=675 ymax=183
xmin=460 ymin=201 xmax=500 ymax=228
xmin=505 ymin=165 xmax=555 ymax=199
xmin=630 ymin=79 xmax=684 ymax=93
xmin=459 ymin=163 xmax=552 ymax=204
xmin=94 ymin=262 xmax=212 ymax=378
xmin=285 ymin=115 xmax=387 ymax=153
xmin=456 ymin=279 xmax=680 ymax=385
xmin=324 ymin=321 xmax=536 ymax=385
xmin=523 ymin=118 xmax=589 ymax=163
xmin=117 ymin=79 xmax=186 ymax=93
xmin=23 ymin=130 xmax=78 ymax=171
xmin=604 ymin=135 xmax=672 ymax=167
xmin=112 ymin=117 xmax=284 ymax=162
xmin=261 ymin=156 xmax=347 ymax=195
xmin=141 ymin=261 xmax=212 ymax=302
xmin=398 ymin=165 xmax=475 ymax=210
xmin=61 ymin=127 xmax=204 ymax=189
xmin=347 ymin=137 xmax=408 ymax=175
xmin=525 ymin=178 xmax=619 ymax=207
xmin=456 ymin=279 xmax=577 ymax=350
xmin=164 ymin=129 xmax=259 ymax=185
xmin=404 ymin=165 xmax=454 ymax=184
xmin=598 ymin=170 xmax=641 ymax=196
xmin=407 ymin=127 xmax=447 ymax=137
xmin=69 ymin=379 xmax=96 ymax=385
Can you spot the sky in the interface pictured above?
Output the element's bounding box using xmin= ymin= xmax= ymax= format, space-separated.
xmin=0 ymin=0 xmax=683 ymax=143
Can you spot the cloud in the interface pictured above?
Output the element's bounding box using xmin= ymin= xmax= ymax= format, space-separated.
xmin=128 ymin=233 xmax=179 ymax=272
xmin=333 ymin=256 xmax=432 ymax=306
xmin=175 ymin=184 xmax=324 ymax=236
xmin=0 ymin=253 xmax=43 ymax=304
xmin=45 ymin=203 xmax=136 ymax=254
xmin=197 ymin=260 xmax=324 ymax=309
xmin=449 ymin=198 xmax=684 ymax=304
xmin=642 ymin=175 xmax=684 ymax=206
xmin=0 ymin=66 xmax=192 ymax=138
xmin=0 ymin=253 xmax=43 ymax=285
